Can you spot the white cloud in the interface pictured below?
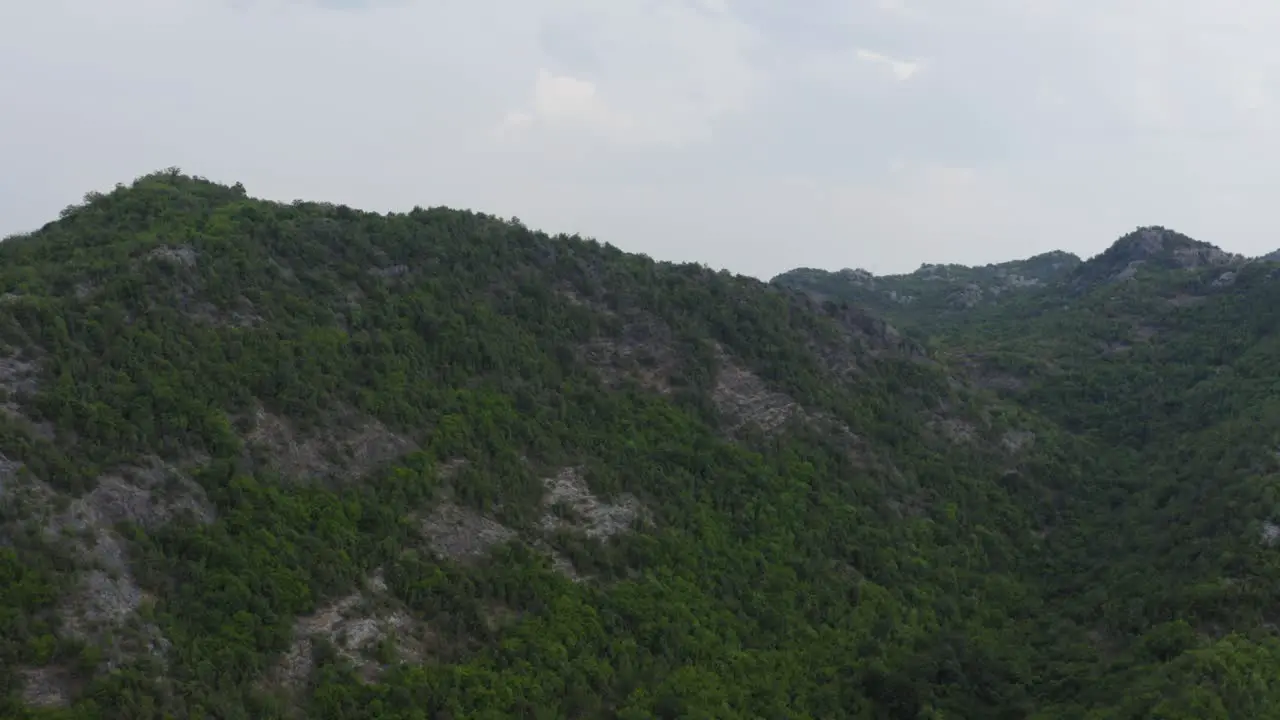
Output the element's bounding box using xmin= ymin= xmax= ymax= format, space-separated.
xmin=500 ymin=69 xmax=632 ymax=140
xmin=855 ymin=48 xmax=923 ymax=81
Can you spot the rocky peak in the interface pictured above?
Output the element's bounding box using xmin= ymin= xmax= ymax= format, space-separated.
xmin=1072 ymin=226 xmax=1243 ymax=287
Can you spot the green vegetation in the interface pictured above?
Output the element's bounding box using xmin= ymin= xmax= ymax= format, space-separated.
xmin=779 ymin=226 xmax=1280 ymax=718
xmin=3 ymin=172 xmax=1280 ymax=717
xmin=774 ymin=250 xmax=1082 ymax=340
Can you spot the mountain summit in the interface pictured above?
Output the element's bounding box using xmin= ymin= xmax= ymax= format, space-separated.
xmin=1069 ymin=225 xmax=1242 ymax=287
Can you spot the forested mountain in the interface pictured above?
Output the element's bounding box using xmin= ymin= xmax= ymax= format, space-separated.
xmin=778 ymin=225 xmax=1280 ymax=717
xmin=1 ymin=172 xmax=1278 ymax=718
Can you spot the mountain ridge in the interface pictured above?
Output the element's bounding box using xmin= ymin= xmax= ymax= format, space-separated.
xmin=4 ymin=172 xmax=1280 ymax=718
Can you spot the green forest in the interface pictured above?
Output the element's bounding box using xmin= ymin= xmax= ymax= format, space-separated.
xmin=3 ymin=171 xmax=1280 ymax=718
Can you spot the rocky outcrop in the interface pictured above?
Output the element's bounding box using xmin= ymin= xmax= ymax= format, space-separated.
xmin=83 ymin=459 xmax=215 ymax=530
xmin=270 ymin=569 xmax=423 ymax=691
xmin=420 ymin=503 xmax=518 ymax=562
xmin=711 ymin=350 xmax=801 ymax=435
xmin=579 ymin=312 xmax=681 ymax=395
xmin=1072 ymin=226 xmax=1244 ymax=288
xmin=244 ymin=405 xmax=415 ymax=482
xmin=538 ymin=468 xmax=642 ymax=540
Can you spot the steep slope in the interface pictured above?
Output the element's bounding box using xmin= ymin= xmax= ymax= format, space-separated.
xmin=778 ymin=228 xmax=1280 ymax=718
xmin=0 ymin=171 xmax=1103 ymax=719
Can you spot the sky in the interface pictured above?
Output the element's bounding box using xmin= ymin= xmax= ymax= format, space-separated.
xmin=4 ymin=0 xmax=1280 ymax=280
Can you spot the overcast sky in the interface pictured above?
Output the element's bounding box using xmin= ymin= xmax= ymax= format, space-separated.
xmin=4 ymin=0 xmax=1280 ymax=279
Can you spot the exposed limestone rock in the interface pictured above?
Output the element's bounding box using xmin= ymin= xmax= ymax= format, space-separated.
xmin=579 ymin=314 xmax=679 ymax=394
xmin=40 ymin=489 xmax=168 ymax=669
xmin=185 ymin=299 xmax=261 ymax=328
xmin=245 ymin=405 xmax=414 ymax=482
xmin=148 ymin=244 xmax=198 ymax=267
xmin=436 ymin=457 xmax=468 ymax=480
xmin=421 ymin=502 xmax=518 ymax=561
xmin=0 ymin=408 xmax=56 ymax=442
xmin=84 ymin=459 xmax=215 ymax=530
xmin=533 ymin=468 xmax=647 ymax=582
xmin=835 ymin=268 xmax=877 ymax=287
xmin=1 ymin=464 xmax=192 ymax=672
xmin=1171 ymin=245 xmax=1238 ymax=268
xmin=1001 ymin=430 xmax=1036 ymax=453
xmin=0 ymin=350 xmax=55 ymax=443
xmin=1262 ymin=522 xmax=1280 ymax=547
xmin=1099 ymin=229 xmax=1243 ymax=285
xmin=555 ymin=286 xmax=615 ymax=314
xmin=957 ymin=355 xmax=1028 ymax=394
xmin=0 ymin=452 xmax=22 ymax=501
xmin=820 ymin=302 xmax=926 ymax=361
xmin=711 ymin=350 xmax=799 ymax=434
xmin=538 ymin=468 xmax=642 ymax=540
xmin=1212 ymin=270 xmax=1238 ymax=287
xmin=45 ymin=503 xmax=143 ymax=646
xmin=0 ymin=351 xmax=40 ymax=398
xmin=272 ymin=569 xmax=423 ymax=691
xmin=368 ymin=264 xmax=409 ymax=279
xmin=530 ymin=538 xmax=583 ymax=583
xmin=1113 ymin=260 xmax=1143 ymax=282
xmin=1132 ymin=325 xmax=1159 ymax=341
xmin=20 ymin=666 xmax=75 ymax=709
xmin=72 ymin=568 xmax=143 ymax=630
xmin=932 ymin=417 xmax=978 ymax=444
xmin=951 ymin=284 xmax=984 ymax=308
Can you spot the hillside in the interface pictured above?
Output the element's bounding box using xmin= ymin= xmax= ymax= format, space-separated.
xmin=778 ymin=226 xmax=1280 ymax=717
xmin=2 ymin=173 xmax=1278 ymax=719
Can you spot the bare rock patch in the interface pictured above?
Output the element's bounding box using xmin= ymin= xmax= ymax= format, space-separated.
xmin=32 ymin=482 xmax=169 ymax=669
xmin=538 ymin=468 xmax=642 ymax=540
xmin=272 ymin=569 xmax=424 ymax=690
xmin=245 ymin=405 xmax=415 ymax=482
xmin=580 ymin=314 xmax=680 ymax=395
xmin=1166 ymin=294 xmax=1207 ymax=308
xmin=711 ymin=349 xmax=799 ymax=435
xmin=1001 ymin=430 xmax=1036 ymax=454
xmin=1262 ymin=522 xmax=1280 ymax=547
xmin=421 ymin=502 xmax=518 ymax=562
xmin=20 ymin=666 xmax=75 ymax=709
xmin=0 ymin=352 xmax=40 ymax=398
xmin=148 ymin=244 xmax=198 ymax=267
xmin=84 ymin=459 xmax=215 ymax=530
xmin=931 ymin=417 xmax=978 ymax=444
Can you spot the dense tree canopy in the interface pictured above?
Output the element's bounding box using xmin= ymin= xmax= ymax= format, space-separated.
xmin=1 ymin=173 xmax=1278 ymax=718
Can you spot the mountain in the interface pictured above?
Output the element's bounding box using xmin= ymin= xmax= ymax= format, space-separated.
xmin=778 ymin=226 xmax=1280 ymax=718
xmin=3 ymin=172 xmax=1279 ymax=719
xmin=773 ymin=251 xmax=1082 ymax=337
xmin=1064 ymin=226 xmax=1243 ymax=290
